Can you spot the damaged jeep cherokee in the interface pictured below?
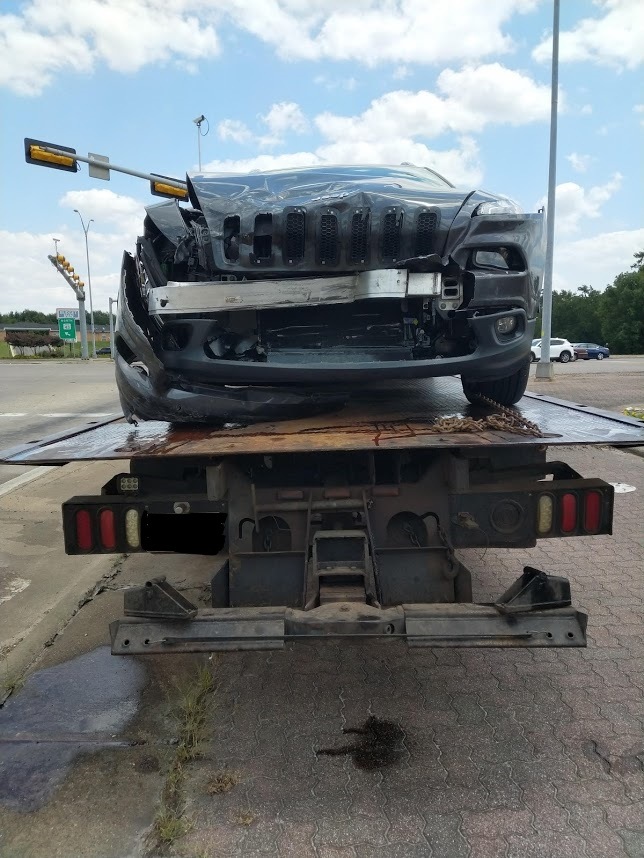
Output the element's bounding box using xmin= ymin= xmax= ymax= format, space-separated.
xmin=116 ymin=164 xmax=544 ymax=423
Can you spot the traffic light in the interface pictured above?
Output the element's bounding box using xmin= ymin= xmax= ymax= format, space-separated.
xmin=24 ymin=138 xmax=79 ymax=173
xmin=150 ymin=174 xmax=188 ymax=201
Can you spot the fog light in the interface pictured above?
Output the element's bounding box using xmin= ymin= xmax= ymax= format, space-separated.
xmin=495 ymin=316 xmax=517 ymax=334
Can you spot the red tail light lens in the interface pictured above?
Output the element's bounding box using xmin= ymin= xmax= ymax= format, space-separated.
xmin=560 ymin=493 xmax=577 ymax=533
xmin=99 ymin=509 xmax=116 ymax=550
xmin=76 ymin=510 xmax=93 ymax=550
xmin=584 ymin=490 xmax=602 ymax=533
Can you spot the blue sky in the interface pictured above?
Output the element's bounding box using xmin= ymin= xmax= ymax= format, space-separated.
xmin=1 ymin=0 xmax=642 ymax=313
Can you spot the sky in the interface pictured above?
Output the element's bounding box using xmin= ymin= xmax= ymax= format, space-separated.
xmin=1 ymin=0 xmax=643 ymax=314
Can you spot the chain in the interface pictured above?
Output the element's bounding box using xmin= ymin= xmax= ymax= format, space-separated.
xmin=418 ymin=395 xmax=542 ymax=438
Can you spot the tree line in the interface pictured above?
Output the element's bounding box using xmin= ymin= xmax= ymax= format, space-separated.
xmin=535 ymin=251 xmax=644 ymax=353
xmin=0 ymin=309 xmax=114 ymax=326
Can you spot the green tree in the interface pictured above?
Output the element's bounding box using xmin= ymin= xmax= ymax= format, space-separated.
xmin=599 ymin=266 xmax=644 ymax=353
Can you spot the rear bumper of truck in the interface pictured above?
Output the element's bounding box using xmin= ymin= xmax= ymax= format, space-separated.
xmin=110 ymin=601 xmax=587 ymax=654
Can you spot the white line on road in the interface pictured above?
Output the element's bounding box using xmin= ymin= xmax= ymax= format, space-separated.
xmin=0 ymin=466 xmax=58 ymax=498
xmin=0 ymin=412 xmax=117 ymax=418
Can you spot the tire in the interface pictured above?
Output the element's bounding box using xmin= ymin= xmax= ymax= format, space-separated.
xmin=530 ymin=352 xmax=537 ymax=362
xmin=597 ymin=352 xmax=604 ymax=360
xmin=461 ymin=359 xmax=530 ymax=406
xmin=559 ymin=351 xmax=571 ymax=363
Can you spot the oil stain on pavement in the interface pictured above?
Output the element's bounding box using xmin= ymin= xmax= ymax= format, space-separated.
xmin=0 ymin=647 xmax=145 ymax=812
xmin=316 ymin=716 xmax=407 ymax=770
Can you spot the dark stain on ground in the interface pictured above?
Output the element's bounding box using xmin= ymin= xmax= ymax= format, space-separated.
xmin=316 ymin=716 xmax=406 ymax=770
xmin=0 ymin=647 xmax=145 ymax=812
xmin=134 ymin=753 xmax=160 ymax=774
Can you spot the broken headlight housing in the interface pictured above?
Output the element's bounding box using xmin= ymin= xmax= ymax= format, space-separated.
xmin=474 ymin=198 xmax=523 ymax=216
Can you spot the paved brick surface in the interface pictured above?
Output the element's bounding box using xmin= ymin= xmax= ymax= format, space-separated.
xmin=177 ymin=446 xmax=644 ymax=858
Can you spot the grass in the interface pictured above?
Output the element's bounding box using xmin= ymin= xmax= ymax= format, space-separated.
xmin=205 ymin=770 xmax=240 ymax=795
xmin=151 ymin=664 xmax=217 ymax=852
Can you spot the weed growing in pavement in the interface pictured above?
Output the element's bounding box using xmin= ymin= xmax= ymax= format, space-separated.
xmin=205 ymin=770 xmax=241 ymax=795
xmin=151 ymin=663 xmax=217 ymax=852
xmin=234 ymin=810 xmax=255 ymax=826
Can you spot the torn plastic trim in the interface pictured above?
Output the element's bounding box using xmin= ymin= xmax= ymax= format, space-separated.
xmin=114 ymin=352 xmax=348 ymax=425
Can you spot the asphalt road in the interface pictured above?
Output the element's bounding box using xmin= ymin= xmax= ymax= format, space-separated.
xmin=0 ymin=360 xmax=120 ymax=488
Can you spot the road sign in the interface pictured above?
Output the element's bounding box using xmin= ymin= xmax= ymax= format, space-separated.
xmin=58 ymin=318 xmax=77 ymax=341
xmin=57 ymin=307 xmax=80 ymax=320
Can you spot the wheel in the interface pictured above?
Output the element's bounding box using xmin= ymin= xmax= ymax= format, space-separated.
xmin=461 ymin=359 xmax=530 ymax=406
xmin=597 ymin=352 xmax=604 ymax=360
xmin=530 ymin=352 xmax=537 ymax=362
xmin=559 ymin=351 xmax=571 ymax=363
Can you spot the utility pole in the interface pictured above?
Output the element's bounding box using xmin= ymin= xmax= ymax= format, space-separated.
xmin=74 ymin=209 xmax=97 ymax=358
xmin=108 ymin=296 xmax=117 ymax=359
xmin=535 ymin=0 xmax=560 ymax=382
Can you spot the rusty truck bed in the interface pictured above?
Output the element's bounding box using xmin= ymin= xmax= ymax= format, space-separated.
xmin=2 ymin=377 xmax=644 ymax=465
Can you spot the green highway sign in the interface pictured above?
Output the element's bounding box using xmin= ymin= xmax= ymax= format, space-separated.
xmin=58 ymin=317 xmax=76 ymax=341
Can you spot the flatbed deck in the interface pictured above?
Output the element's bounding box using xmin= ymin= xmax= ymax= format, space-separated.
xmin=3 ymin=377 xmax=644 ymax=465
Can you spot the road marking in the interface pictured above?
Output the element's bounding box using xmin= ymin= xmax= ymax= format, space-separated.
xmin=0 ymin=576 xmax=31 ymax=606
xmin=0 ymin=412 xmax=117 ymax=418
xmin=0 ymin=466 xmax=58 ymax=498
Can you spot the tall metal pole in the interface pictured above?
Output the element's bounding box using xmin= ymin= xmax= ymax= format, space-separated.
xmin=74 ymin=210 xmax=97 ymax=358
xmin=535 ymin=0 xmax=560 ymax=382
xmin=108 ymin=296 xmax=117 ymax=360
xmin=78 ymin=297 xmax=89 ymax=360
xmin=197 ymin=123 xmax=202 ymax=172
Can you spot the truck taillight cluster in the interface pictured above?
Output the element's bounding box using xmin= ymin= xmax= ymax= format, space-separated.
xmin=64 ymin=502 xmax=143 ymax=554
xmin=535 ymin=487 xmax=610 ymax=537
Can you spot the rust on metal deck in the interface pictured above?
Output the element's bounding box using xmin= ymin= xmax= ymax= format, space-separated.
xmin=3 ymin=378 xmax=644 ymax=465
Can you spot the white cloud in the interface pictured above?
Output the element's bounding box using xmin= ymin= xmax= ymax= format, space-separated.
xmin=314 ymin=65 xmax=552 ymax=145
xmin=580 ymin=104 xmax=593 ymax=115
xmin=634 ymin=104 xmax=644 ymax=126
xmin=258 ymin=102 xmax=309 ymax=146
xmin=532 ymin=0 xmax=644 ymax=70
xmin=536 ymin=174 xmax=623 ymax=234
xmin=209 ymin=65 xmax=553 ymax=186
xmin=554 ymin=228 xmax=644 ymax=292
xmin=0 ymin=0 xmax=219 ymax=96
xmin=1 ymin=0 xmax=542 ymax=96
xmin=565 ymin=152 xmax=593 ymax=173
xmin=245 ymin=0 xmax=540 ymax=65
xmin=262 ymin=102 xmax=308 ymax=136
xmin=0 ymin=190 xmax=147 ymax=313
xmin=217 ymin=119 xmax=252 ymax=144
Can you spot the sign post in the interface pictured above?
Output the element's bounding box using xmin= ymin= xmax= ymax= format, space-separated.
xmin=56 ymin=308 xmax=80 ymax=355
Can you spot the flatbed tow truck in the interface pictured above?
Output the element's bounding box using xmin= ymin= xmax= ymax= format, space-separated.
xmin=3 ymin=377 xmax=644 ymax=656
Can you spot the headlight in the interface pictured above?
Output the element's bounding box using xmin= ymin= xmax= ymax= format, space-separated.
xmin=474 ymin=198 xmax=523 ymax=216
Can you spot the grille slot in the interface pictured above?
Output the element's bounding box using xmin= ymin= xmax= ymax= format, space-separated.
xmin=415 ymin=211 xmax=437 ymax=256
xmin=319 ymin=213 xmax=339 ymax=265
xmin=381 ymin=211 xmax=402 ymax=261
xmin=350 ymin=210 xmax=370 ymax=264
xmin=284 ymin=211 xmax=305 ymax=263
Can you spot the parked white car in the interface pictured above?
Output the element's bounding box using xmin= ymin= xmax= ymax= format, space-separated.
xmin=530 ymin=338 xmax=576 ymax=363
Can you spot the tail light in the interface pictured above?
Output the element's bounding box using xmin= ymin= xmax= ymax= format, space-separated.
xmin=76 ymin=510 xmax=93 ymax=551
xmin=560 ymin=493 xmax=577 ymax=533
xmin=535 ymin=484 xmax=612 ymax=538
xmin=99 ymin=509 xmax=116 ymax=550
xmin=65 ymin=502 xmax=143 ymax=554
xmin=583 ymin=491 xmax=602 ymax=533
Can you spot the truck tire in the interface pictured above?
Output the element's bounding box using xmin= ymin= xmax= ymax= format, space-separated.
xmin=559 ymin=351 xmax=571 ymax=363
xmin=461 ymin=359 xmax=530 ymax=406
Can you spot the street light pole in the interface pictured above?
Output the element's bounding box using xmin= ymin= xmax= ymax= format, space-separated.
xmin=535 ymin=0 xmax=560 ymax=382
xmin=108 ymin=296 xmax=118 ymax=360
xmin=73 ymin=209 xmax=97 ymax=358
